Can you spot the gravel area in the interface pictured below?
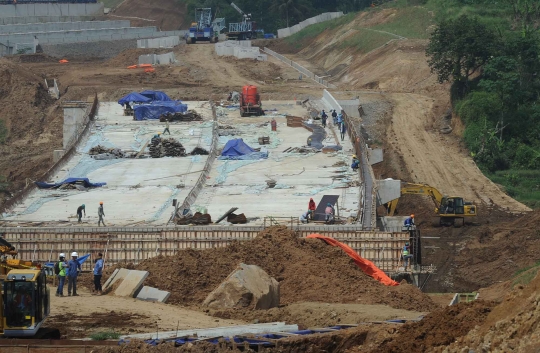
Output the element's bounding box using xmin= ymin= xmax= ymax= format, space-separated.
xmin=40 ymin=39 xmax=137 ymax=60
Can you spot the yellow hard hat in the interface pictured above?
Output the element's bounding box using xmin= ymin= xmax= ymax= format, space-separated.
xmin=352 ymin=154 xmax=357 ymax=158
xmin=158 ymin=132 xmax=162 ymax=135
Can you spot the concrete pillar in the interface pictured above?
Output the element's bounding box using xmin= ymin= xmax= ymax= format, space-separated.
xmin=62 ymin=105 xmax=86 ymax=150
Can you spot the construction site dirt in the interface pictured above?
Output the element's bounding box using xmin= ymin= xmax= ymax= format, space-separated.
xmin=1 ymin=8 xmax=540 ymax=351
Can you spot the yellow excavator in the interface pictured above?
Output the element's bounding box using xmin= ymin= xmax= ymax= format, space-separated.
xmin=385 ymin=182 xmax=477 ymax=226
xmin=0 ymin=236 xmax=56 ymax=338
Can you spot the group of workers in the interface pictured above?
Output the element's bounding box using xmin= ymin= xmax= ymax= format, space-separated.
xmin=320 ymin=109 xmax=347 ymax=141
xmin=55 ymin=252 xmax=104 ymax=297
xmin=76 ymin=202 xmax=106 ymax=226
xmin=299 ymin=198 xmax=336 ymax=224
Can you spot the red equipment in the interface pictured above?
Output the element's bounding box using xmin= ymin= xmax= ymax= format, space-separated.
xmin=240 ymin=85 xmax=264 ymax=117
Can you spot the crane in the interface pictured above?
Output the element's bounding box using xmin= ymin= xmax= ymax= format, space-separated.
xmin=227 ymin=2 xmax=258 ymax=40
xmin=385 ymin=182 xmax=477 ymax=226
xmin=186 ymin=8 xmax=218 ymax=44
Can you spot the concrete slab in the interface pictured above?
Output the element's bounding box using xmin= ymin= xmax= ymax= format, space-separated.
xmin=368 ymin=148 xmax=383 ymax=165
xmin=103 ymin=268 xmax=129 ymax=292
xmin=376 ymin=179 xmax=401 ymax=205
xmin=114 ymin=269 xmax=149 ymax=297
xmin=136 ymin=286 xmax=171 ymax=303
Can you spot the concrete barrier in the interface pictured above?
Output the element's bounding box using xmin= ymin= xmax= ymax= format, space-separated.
xmin=0 ymin=3 xmax=104 ymax=17
xmin=0 ymin=20 xmax=130 ymax=34
xmin=215 ymin=40 xmax=265 ymax=60
xmin=138 ymin=52 xmax=176 ymax=65
xmin=277 ymin=12 xmax=343 ymax=38
xmin=0 ymin=15 xmax=96 ymax=25
xmin=137 ymin=35 xmax=179 ymax=48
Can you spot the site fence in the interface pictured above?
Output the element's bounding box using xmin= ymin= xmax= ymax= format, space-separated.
xmin=176 ymin=102 xmax=219 ymax=215
xmin=0 ymin=94 xmax=98 ymax=214
xmin=277 ymin=12 xmax=343 ymax=38
xmin=0 ymin=226 xmax=409 ymax=272
xmin=262 ymin=47 xmax=336 ymax=88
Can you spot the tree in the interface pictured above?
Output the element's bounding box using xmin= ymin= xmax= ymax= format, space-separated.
xmin=269 ymin=0 xmax=312 ymax=27
xmin=426 ymin=15 xmax=499 ymax=97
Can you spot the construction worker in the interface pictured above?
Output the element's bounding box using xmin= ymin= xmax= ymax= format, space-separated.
xmin=98 ymin=201 xmax=106 ymax=227
xmin=404 ymin=214 xmax=415 ymax=230
xmin=402 ymin=242 xmax=413 ymax=271
xmin=56 ymin=253 xmax=67 ymax=297
xmin=325 ymin=203 xmax=334 ymax=224
xmin=308 ymin=198 xmax=316 ymax=220
xmin=331 ymin=110 xmax=338 ymax=124
xmin=93 ymin=253 xmax=104 ymax=296
xmin=76 ymin=204 xmax=85 ymax=223
xmin=67 ymin=252 xmax=81 ymax=296
xmin=299 ymin=211 xmax=309 ymax=224
xmin=340 ymin=122 xmax=347 ymax=141
xmin=351 ymin=156 xmax=360 ymax=171
xmin=337 ymin=111 xmax=344 ymax=128
xmin=163 ymin=120 xmax=170 ymax=135
xmin=321 ymin=110 xmax=328 ymax=128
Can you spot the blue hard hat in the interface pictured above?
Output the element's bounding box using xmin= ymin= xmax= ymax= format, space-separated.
xmin=82 ymin=204 xmax=85 ymax=207
xmin=327 ymin=203 xmax=332 ymax=206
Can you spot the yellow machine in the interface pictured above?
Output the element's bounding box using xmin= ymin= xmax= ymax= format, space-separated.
xmin=0 ymin=237 xmax=53 ymax=337
xmin=385 ymin=182 xmax=477 ymax=226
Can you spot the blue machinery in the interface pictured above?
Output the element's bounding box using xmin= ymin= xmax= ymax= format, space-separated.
xmin=186 ymin=8 xmax=217 ymax=44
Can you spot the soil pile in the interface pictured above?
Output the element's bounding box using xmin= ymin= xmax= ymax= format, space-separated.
xmin=445 ymin=272 xmax=540 ymax=352
xmin=135 ymin=226 xmax=437 ymax=312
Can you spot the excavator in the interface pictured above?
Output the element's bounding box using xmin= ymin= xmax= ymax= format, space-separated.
xmin=0 ymin=236 xmax=57 ymax=338
xmin=385 ymin=182 xmax=477 ymax=226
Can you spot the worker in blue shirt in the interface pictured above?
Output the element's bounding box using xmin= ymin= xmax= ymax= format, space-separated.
xmin=93 ymin=253 xmax=104 ymax=296
xmin=67 ymin=252 xmax=81 ymax=296
xmin=404 ymin=214 xmax=415 ymax=230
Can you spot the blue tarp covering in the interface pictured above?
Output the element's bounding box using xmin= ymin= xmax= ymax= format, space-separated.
xmin=140 ymin=90 xmax=172 ymax=102
xmin=133 ymin=101 xmax=188 ymax=121
xmin=219 ymin=139 xmax=268 ymax=160
xmin=35 ymin=178 xmax=106 ymax=189
xmin=118 ymin=92 xmax=151 ymax=105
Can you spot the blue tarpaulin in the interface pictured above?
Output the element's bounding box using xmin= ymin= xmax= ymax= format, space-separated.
xmin=118 ymin=92 xmax=151 ymax=106
xmin=140 ymin=90 xmax=172 ymax=102
xmin=133 ymin=101 xmax=188 ymax=120
xmin=35 ymin=178 xmax=106 ymax=189
xmin=219 ymin=139 xmax=268 ymax=160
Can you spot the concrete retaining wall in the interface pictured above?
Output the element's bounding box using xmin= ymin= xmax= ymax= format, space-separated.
xmin=0 ymin=20 xmax=130 ymax=34
xmin=337 ymin=99 xmax=361 ymax=118
xmin=215 ymin=40 xmax=266 ymax=61
xmin=0 ymin=15 xmax=96 ymax=25
xmin=0 ymin=3 xmax=103 ymax=17
xmin=277 ymin=12 xmax=343 ymax=38
xmin=2 ymin=226 xmax=409 ymax=272
xmin=138 ymin=52 xmax=176 ymax=65
xmin=137 ymin=35 xmax=179 ymax=48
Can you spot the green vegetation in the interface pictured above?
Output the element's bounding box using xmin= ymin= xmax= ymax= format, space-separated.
xmin=486 ymin=170 xmax=540 ymax=209
xmin=283 ymin=12 xmax=357 ymax=48
xmin=337 ymin=29 xmax=394 ymax=52
xmin=513 ymin=261 xmax=540 ymax=287
xmin=372 ymin=6 xmax=433 ymax=39
xmin=90 ymin=331 xmax=121 ymax=341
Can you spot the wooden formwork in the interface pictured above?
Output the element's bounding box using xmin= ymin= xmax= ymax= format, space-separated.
xmin=2 ymin=227 xmax=408 ymax=272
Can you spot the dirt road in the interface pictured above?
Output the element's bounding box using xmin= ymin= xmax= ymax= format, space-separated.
xmin=387 ymin=93 xmax=530 ymax=212
xmin=48 ymin=286 xmax=244 ymax=338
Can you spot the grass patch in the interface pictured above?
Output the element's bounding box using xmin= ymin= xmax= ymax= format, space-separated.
xmin=90 ymin=331 xmax=121 ymax=341
xmin=337 ymin=28 xmax=395 ymax=52
xmin=512 ymin=261 xmax=540 ymax=288
xmin=485 ymin=169 xmax=540 ymax=209
xmin=426 ymin=0 xmax=511 ymax=29
xmin=371 ymin=6 xmax=434 ymax=39
xmin=284 ymin=12 xmax=358 ymax=49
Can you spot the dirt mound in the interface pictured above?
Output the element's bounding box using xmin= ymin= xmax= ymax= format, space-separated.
xmin=105 ymin=48 xmax=173 ymax=67
xmin=110 ymin=0 xmax=188 ymax=30
xmin=445 ymin=272 xmax=540 ymax=352
xmin=0 ymin=59 xmax=62 ymax=206
xmin=368 ymin=300 xmax=495 ymax=353
xmin=135 ymin=226 xmax=436 ymax=312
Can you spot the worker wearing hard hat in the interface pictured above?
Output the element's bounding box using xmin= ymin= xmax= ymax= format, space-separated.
xmin=55 ymin=253 xmax=68 ymax=297
xmin=98 ymin=201 xmax=106 ymax=227
xmin=163 ymin=120 xmax=170 ymax=135
xmin=404 ymin=214 xmax=415 ymax=230
xmin=76 ymin=204 xmax=85 ymax=223
xmin=402 ymin=242 xmax=414 ymax=271
xmin=67 ymin=252 xmax=81 ymax=297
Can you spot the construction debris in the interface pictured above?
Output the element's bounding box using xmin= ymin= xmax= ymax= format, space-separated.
xmin=89 ymin=145 xmax=125 ymax=158
xmin=284 ymin=146 xmax=319 ymax=154
xmin=160 ymin=110 xmax=203 ymax=122
xmin=149 ymin=136 xmax=163 ymax=158
xmin=227 ymin=212 xmax=247 ymax=224
xmin=190 ymin=147 xmax=209 ymax=155
xmin=258 ymin=136 xmax=270 ymax=145
xmin=175 ymin=212 xmax=212 ymax=225
xmin=286 ymin=115 xmax=304 ymax=127
xmin=162 ymin=138 xmax=186 ymax=157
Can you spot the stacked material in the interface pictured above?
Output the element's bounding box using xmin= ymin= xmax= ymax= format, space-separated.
xmin=149 ymin=136 xmax=163 ymax=158
xmin=89 ymin=145 xmax=124 ymax=157
xmin=160 ymin=110 xmax=202 ymax=122
xmin=162 ymin=138 xmax=186 ymax=157
xmin=190 ymin=147 xmax=209 ymax=155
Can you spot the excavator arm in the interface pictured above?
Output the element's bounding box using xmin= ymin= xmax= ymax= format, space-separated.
xmin=386 ymin=183 xmax=444 ymax=216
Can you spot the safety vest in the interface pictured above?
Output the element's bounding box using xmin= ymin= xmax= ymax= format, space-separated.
xmin=403 ymin=247 xmax=409 ymax=256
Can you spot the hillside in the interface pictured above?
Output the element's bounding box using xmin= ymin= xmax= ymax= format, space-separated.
xmin=107 ymin=0 xmax=189 ymax=30
xmin=265 ymin=4 xmax=530 ymax=213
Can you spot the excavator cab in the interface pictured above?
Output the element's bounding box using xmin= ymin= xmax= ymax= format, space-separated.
xmin=2 ymin=269 xmax=50 ymax=337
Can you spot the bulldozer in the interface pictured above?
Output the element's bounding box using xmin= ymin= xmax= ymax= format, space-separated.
xmin=385 ymin=182 xmax=477 ymax=226
xmin=0 ymin=236 xmax=56 ymax=338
